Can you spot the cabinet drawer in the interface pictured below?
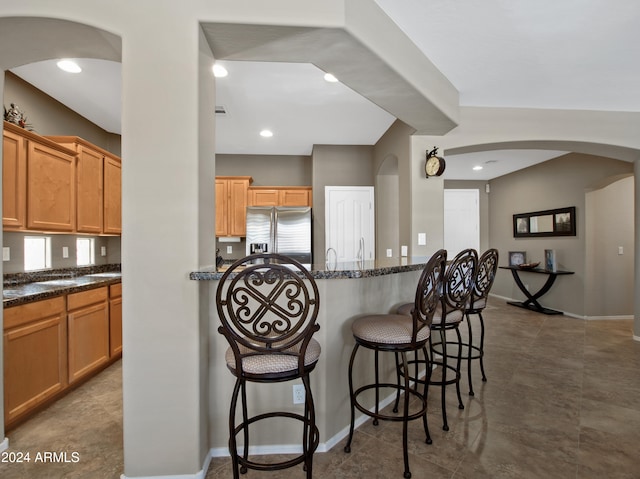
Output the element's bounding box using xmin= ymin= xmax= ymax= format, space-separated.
xmin=67 ymin=286 xmax=108 ymax=311
xmin=109 ymin=282 xmax=122 ymax=298
xmin=4 ymin=296 xmax=65 ymax=330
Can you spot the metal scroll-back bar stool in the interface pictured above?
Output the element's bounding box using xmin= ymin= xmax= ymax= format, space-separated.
xmin=344 ymin=249 xmax=446 ymax=479
xmin=216 ymin=253 xmax=321 ymax=479
xmin=464 ymin=248 xmax=499 ymax=396
xmin=397 ymin=248 xmax=477 ymax=431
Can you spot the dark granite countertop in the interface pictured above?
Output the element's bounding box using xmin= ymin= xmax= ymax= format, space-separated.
xmin=3 ymin=265 xmax=121 ymax=308
xmin=190 ymin=256 xmax=431 ymax=280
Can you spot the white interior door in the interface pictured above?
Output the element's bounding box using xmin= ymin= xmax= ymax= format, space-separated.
xmin=325 ymin=186 xmax=375 ymax=262
xmin=444 ymin=189 xmax=479 ymax=257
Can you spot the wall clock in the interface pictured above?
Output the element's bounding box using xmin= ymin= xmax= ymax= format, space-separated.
xmin=425 ymin=147 xmax=446 ymax=177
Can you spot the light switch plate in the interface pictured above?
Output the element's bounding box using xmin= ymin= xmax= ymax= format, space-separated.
xmin=386 ymin=249 xmax=392 ymax=257
xmin=2 ymin=247 xmax=10 ymax=261
xmin=226 ymin=245 xmax=233 ymax=254
xmin=101 ymin=246 xmax=107 ymax=256
xmin=418 ymin=233 xmax=426 ymax=246
xmin=401 ymin=245 xmax=408 ymax=257
xmin=62 ymin=246 xmax=69 ymax=258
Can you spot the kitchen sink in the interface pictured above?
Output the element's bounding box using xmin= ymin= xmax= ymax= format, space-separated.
xmin=35 ymin=279 xmax=81 ymax=286
xmin=3 ymin=289 xmax=23 ymax=297
xmin=86 ymin=272 xmax=121 ymax=278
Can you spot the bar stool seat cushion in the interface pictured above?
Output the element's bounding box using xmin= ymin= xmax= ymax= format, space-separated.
xmin=225 ymin=338 xmax=321 ymax=375
xmin=467 ymin=297 xmax=487 ymax=310
xmin=396 ymin=303 xmax=463 ymax=325
xmin=352 ymin=314 xmax=430 ymax=345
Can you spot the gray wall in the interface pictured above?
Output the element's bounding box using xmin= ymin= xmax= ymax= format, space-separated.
xmin=311 ymin=144 xmax=374 ymax=263
xmin=4 ymin=72 xmax=121 ymax=155
xmin=373 ymin=120 xmax=415 ymax=259
xmin=3 ymin=232 xmax=120 ymax=273
xmin=216 ymin=154 xmax=311 ymax=186
xmin=489 ymin=153 xmax=634 ymax=316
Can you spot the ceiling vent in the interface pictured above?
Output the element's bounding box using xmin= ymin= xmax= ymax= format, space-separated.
xmin=215 ymin=105 xmax=227 ymax=116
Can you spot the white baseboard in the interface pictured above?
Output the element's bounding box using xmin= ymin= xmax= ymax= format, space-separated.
xmin=1 ymin=437 xmax=8 ymax=452
xmin=120 ymin=450 xmax=212 ymax=479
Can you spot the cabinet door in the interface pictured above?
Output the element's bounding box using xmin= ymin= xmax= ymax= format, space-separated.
xmin=2 ymin=128 xmax=27 ymax=229
xmin=279 ymin=188 xmax=311 ymax=206
xmin=215 ymin=178 xmax=228 ymax=236
xmin=228 ymin=178 xmax=249 ymax=236
xmin=67 ymin=289 xmax=110 ymax=384
xmin=4 ymin=297 xmax=67 ymax=427
xmin=26 ymin=141 xmax=76 ymax=231
xmin=248 ymin=189 xmax=279 ymax=206
xmin=76 ymin=145 xmax=104 ymax=233
xmin=103 ymin=155 xmax=122 ymax=234
xmin=109 ymin=283 xmax=122 ymax=357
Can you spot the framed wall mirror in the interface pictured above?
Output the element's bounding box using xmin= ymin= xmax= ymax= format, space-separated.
xmin=513 ymin=206 xmax=576 ymax=238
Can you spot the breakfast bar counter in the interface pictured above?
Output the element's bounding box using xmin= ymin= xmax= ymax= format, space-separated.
xmin=191 ymin=256 xmax=430 ymax=454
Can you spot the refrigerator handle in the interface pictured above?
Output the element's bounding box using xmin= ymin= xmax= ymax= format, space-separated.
xmin=272 ymin=208 xmax=278 ymax=254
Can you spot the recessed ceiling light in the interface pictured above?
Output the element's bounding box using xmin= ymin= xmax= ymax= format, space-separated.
xmin=212 ymin=64 xmax=228 ymax=78
xmin=259 ymin=129 xmax=273 ymax=138
xmin=324 ymin=73 xmax=338 ymax=83
xmin=473 ymin=165 xmax=483 ymax=171
xmin=57 ymin=59 xmax=81 ymax=73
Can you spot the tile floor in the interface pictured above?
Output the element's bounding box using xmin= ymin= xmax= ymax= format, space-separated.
xmin=2 ymin=298 xmax=640 ymax=478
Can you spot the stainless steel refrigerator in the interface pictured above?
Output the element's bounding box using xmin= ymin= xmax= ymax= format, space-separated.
xmin=245 ymin=206 xmax=312 ymax=265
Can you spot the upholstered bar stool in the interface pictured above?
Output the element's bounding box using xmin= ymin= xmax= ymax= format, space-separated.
xmin=397 ymin=248 xmax=477 ymax=431
xmin=216 ymin=253 xmax=321 ymax=479
xmin=464 ymin=248 xmax=499 ymax=396
xmin=344 ymin=249 xmax=446 ymax=479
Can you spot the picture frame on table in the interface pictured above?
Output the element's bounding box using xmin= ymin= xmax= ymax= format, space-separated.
xmin=544 ymin=249 xmax=557 ymax=272
xmin=509 ymin=251 xmax=526 ymax=267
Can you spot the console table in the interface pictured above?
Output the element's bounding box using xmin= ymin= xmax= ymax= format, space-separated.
xmin=499 ymin=266 xmax=574 ymax=315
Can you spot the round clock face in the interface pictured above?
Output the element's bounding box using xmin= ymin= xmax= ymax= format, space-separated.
xmin=425 ymin=156 xmax=445 ymax=177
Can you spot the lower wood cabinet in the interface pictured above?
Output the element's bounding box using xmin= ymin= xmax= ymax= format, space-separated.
xmin=67 ymin=287 xmax=110 ymax=384
xmin=3 ymin=297 xmax=67 ymax=427
xmin=3 ymin=282 xmax=122 ymax=428
xmin=109 ymin=283 xmax=123 ymax=357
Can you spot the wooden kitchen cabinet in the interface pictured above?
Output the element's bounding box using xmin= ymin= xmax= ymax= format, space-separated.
xmin=3 ymin=296 xmax=67 ymax=427
xmin=109 ymin=282 xmax=123 ymax=357
xmin=103 ymin=154 xmax=122 ymax=234
xmin=26 ymin=138 xmax=77 ymax=232
xmin=67 ymin=287 xmax=110 ymax=384
xmin=216 ymin=176 xmax=252 ymax=237
xmin=2 ymin=122 xmax=27 ymax=229
xmin=46 ymin=135 xmax=122 ymax=235
xmin=248 ymin=186 xmax=312 ymax=207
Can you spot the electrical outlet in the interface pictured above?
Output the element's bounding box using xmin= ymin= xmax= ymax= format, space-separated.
xmin=401 ymin=245 xmax=408 ymax=257
xmin=62 ymin=246 xmax=69 ymax=258
xmin=2 ymin=247 xmax=10 ymax=261
xmin=226 ymin=245 xmax=233 ymax=254
xmin=386 ymin=248 xmax=392 ymax=257
xmin=418 ymin=233 xmax=426 ymax=246
xmin=101 ymin=246 xmax=107 ymax=256
xmin=292 ymin=384 xmax=305 ymax=404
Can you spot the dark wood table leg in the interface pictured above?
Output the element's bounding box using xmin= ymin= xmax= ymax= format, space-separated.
xmin=507 ymin=269 xmax=563 ymax=315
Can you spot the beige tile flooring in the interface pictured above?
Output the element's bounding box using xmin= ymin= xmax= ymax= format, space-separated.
xmin=2 ymin=298 xmax=640 ymax=478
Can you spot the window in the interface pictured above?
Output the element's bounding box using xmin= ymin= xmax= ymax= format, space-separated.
xmin=76 ymin=238 xmax=95 ymax=266
xmin=24 ymin=236 xmax=52 ymax=271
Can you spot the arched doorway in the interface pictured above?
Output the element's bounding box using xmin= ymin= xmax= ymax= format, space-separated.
xmin=0 ymin=14 xmax=122 ymax=454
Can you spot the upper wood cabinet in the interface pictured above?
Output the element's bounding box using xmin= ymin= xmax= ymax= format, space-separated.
xmin=45 ymin=136 xmax=122 ymax=235
xmin=248 ymin=186 xmax=312 ymax=207
xmin=216 ymin=176 xmax=252 ymax=237
xmin=3 ymin=122 xmax=78 ymax=232
xmin=103 ymin=155 xmax=122 ymax=234
xmin=2 ymin=124 xmax=27 ymax=229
